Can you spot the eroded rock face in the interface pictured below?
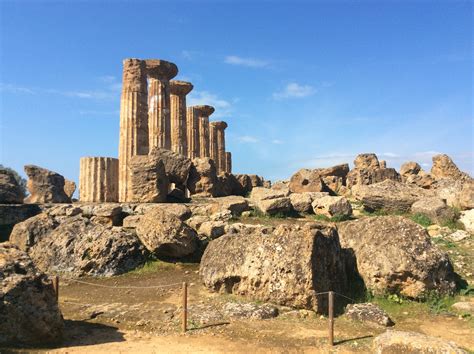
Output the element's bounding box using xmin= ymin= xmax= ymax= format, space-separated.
xmin=346 ymin=154 xmax=401 ymax=188
xmin=411 ymin=197 xmax=455 ymax=224
xmin=250 ymin=187 xmax=292 ymax=215
xmin=460 ymin=209 xmax=474 ymax=234
xmin=400 ymin=161 xmax=421 ymax=177
xmin=148 ymin=147 xmax=192 ymax=185
xmin=24 ymin=165 xmax=71 ymax=203
xmin=289 ymin=169 xmax=325 ymax=193
xmin=354 ymin=153 xmax=380 ymax=169
xmin=338 ymin=216 xmax=456 ymax=298
xmin=290 ymin=192 xmax=329 ymax=214
xmin=0 ymin=243 xmax=63 ymax=345
xmin=345 ymin=303 xmax=394 ymax=327
xmin=135 ymin=208 xmax=198 ymax=258
xmin=128 ymin=155 xmax=169 ymax=203
xmin=352 ymin=179 xmax=431 ymax=213
xmin=311 ymin=196 xmax=352 ymax=218
xmin=10 ymin=215 xmax=146 ymax=276
xmin=431 ymin=154 xmax=471 ymax=181
xmin=200 ymin=223 xmax=349 ymax=312
xmin=64 ymin=179 xmax=76 ymax=199
xmin=0 ymin=168 xmax=25 ymax=204
xmin=187 ymin=158 xmax=219 ymax=197
xmin=372 ymin=330 xmax=467 ymax=354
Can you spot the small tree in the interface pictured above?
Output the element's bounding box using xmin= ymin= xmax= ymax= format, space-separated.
xmin=0 ymin=164 xmax=27 ymax=195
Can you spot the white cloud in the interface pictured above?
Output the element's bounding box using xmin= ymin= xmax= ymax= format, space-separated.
xmin=0 ymin=83 xmax=36 ymax=94
xmin=380 ymin=152 xmax=400 ymax=158
xmin=273 ymin=82 xmax=316 ymax=99
xmin=237 ymin=135 xmax=259 ymax=143
xmin=188 ymin=90 xmax=232 ymax=118
xmin=272 ymin=139 xmax=284 ymax=145
xmin=224 ymin=55 xmax=269 ymax=68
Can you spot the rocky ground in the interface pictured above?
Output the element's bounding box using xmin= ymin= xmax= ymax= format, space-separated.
xmin=3 ymin=255 xmax=473 ymax=353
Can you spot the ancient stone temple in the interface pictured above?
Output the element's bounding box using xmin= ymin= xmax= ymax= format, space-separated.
xmin=79 ymin=57 xmax=234 ymax=203
xmin=146 ymin=59 xmax=178 ymax=152
xmin=118 ymin=59 xmax=149 ymax=202
xmin=79 ymin=157 xmax=118 ymax=202
xmin=170 ymin=80 xmax=193 ymax=156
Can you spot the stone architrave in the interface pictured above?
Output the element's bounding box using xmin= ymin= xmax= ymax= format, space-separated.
xmin=79 ymin=157 xmax=119 ymax=202
xmin=145 ymin=59 xmax=178 ymax=151
xmin=169 ymin=80 xmax=193 ymax=156
xmin=118 ymin=58 xmax=149 ymax=202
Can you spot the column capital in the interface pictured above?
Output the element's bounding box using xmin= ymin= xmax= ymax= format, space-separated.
xmin=210 ymin=121 xmax=228 ymax=130
xmin=192 ymin=105 xmax=215 ymax=117
xmin=170 ymin=80 xmax=194 ymax=96
xmin=145 ymin=59 xmax=178 ymax=80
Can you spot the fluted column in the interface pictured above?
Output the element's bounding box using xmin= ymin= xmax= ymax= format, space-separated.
xmin=118 ymin=58 xmax=149 ymax=202
xmin=225 ymin=152 xmax=232 ymax=173
xmin=186 ymin=105 xmax=214 ymax=159
xmin=80 ymin=157 xmax=118 ymax=202
xmin=197 ymin=106 xmax=214 ymax=158
xmin=145 ymin=59 xmax=178 ymax=151
xmin=170 ymin=80 xmax=193 ymax=156
xmin=215 ymin=121 xmax=228 ymax=174
xmin=209 ymin=122 xmax=219 ymax=165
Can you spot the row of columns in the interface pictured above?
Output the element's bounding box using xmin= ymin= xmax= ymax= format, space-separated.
xmin=116 ymin=58 xmax=231 ymax=202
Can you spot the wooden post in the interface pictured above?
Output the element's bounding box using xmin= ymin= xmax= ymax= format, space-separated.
xmin=328 ymin=291 xmax=334 ymax=346
xmin=182 ymin=282 xmax=187 ymax=333
xmin=52 ymin=275 xmax=59 ymax=302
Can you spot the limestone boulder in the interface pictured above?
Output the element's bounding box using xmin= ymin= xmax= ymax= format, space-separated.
xmin=404 ymin=171 xmax=436 ymax=189
xmin=63 ymin=179 xmax=76 ymax=199
xmin=0 ymin=167 xmax=25 ymax=204
xmin=217 ymin=173 xmax=245 ymax=197
xmin=410 ymin=197 xmax=455 ymax=224
xmin=312 ymin=196 xmax=352 ymax=218
xmin=148 ymin=147 xmax=192 ymax=185
xmin=135 ymin=208 xmax=198 ymax=258
xmin=222 ymin=302 xmax=279 ymax=320
xmin=459 ymin=181 xmax=474 ymax=210
xmin=338 ymin=216 xmax=456 ymax=298
xmin=134 ymin=203 xmax=192 ymax=221
xmin=400 ymin=161 xmax=421 ymax=177
xmin=200 ymin=223 xmax=349 ymax=312
xmin=128 ymin=155 xmax=169 ymax=203
xmin=346 ymin=167 xmax=401 ymax=188
xmin=431 ymin=154 xmax=471 ymax=181
xmin=354 ymin=153 xmax=380 ymax=169
xmin=372 ymin=331 xmax=467 ymax=354
xmin=248 ymin=174 xmax=264 ymax=187
xmin=12 ymin=215 xmax=146 ymax=276
xmin=250 ymin=187 xmax=292 ymax=215
xmin=272 ymin=180 xmax=289 ymax=190
xmin=433 ymin=178 xmax=473 ymax=209
xmin=0 ymin=243 xmax=63 ymax=345
xmin=0 ymin=205 xmax=41 ymax=239
xmin=289 ymin=169 xmax=325 ymax=193
xmin=187 ymin=158 xmax=219 ymax=197
xmin=352 ymin=179 xmax=431 ymax=213
xmin=9 ymin=213 xmax=59 ymax=251
xmin=345 ymin=303 xmax=394 ymax=327
xmin=290 ymin=192 xmax=329 ymax=214
xmin=234 ymin=174 xmax=253 ymax=195
xmin=209 ymin=196 xmax=249 ymax=216
xmin=460 ymin=209 xmax=474 ymax=234
xmin=24 ymin=165 xmax=71 ymax=203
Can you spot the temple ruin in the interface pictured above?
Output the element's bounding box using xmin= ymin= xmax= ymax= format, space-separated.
xmin=79 ymin=58 xmax=232 ymax=202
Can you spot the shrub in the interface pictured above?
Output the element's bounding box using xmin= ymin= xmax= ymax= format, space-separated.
xmin=410 ymin=213 xmax=432 ymax=227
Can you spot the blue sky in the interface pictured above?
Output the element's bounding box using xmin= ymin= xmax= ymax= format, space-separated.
xmin=1 ymin=0 xmax=472 ymax=185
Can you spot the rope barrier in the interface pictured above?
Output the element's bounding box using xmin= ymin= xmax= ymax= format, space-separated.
xmin=65 ymin=278 xmax=183 ymax=290
xmin=333 ymin=292 xmax=358 ymax=303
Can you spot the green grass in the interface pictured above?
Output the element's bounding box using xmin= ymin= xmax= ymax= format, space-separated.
xmin=410 ymin=213 xmax=433 ymax=227
xmin=128 ymin=258 xmax=178 ymax=275
xmin=313 ymin=214 xmax=353 ymax=223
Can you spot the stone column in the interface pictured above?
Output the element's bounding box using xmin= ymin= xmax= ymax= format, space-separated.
xmin=145 ymin=59 xmax=178 ymax=151
xmin=215 ymin=121 xmax=228 ymax=174
xmin=225 ymin=152 xmax=232 ymax=173
xmin=118 ymin=58 xmax=149 ymax=202
xmin=80 ymin=157 xmax=118 ymax=202
xmin=170 ymin=80 xmax=193 ymax=156
xmin=209 ymin=122 xmax=219 ymax=165
xmin=186 ymin=105 xmax=214 ymax=159
xmin=198 ymin=106 xmax=215 ymax=158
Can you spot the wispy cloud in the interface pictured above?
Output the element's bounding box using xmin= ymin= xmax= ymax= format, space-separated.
xmin=0 ymin=83 xmax=36 ymax=94
xmin=273 ymin=82 xmax=316 ymax=99
xmin=237 ymin=135 xmax=260 ymax=143
xmin=188 ymin=90 xmax=233 ymax=118
xmin=272 ymin=139 xmax=284 ymax=145
xmin=224 ymin=55 xmax=269 ymax=68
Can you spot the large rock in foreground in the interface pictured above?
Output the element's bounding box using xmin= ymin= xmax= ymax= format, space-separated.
xmin=0 ymin=167 xmax=25 ymax=204
xmin=431 ymin=154 xmax=471 ymax=181
xmin=187 ymin=158 xmax=220 ymax=197
xmin=200 ymin=223 xmax=349 ymax=312
xmin=135 ymin=208 xmax=198 ymax=258
xmin=148 ymin=147 xmax=192 ymax=186
xmin=372 ymin=330 xmax=467 ymax=354
xmin=250 ymin=187 xmax=292 ymax=215
xmin=129 ymin=154 xmax=169 ymax=203
xmin=338 ymin=216 xmax=456 ymax=298
xmin=24 ymin=165 xmax=70 ymax=203
xmin=11 ymin=215 xmax=146 ymax=276
xmin=0 ymin=243 xmax=63 ymax=345
xmin=352 ymin=179 xmax=430 ymax=213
